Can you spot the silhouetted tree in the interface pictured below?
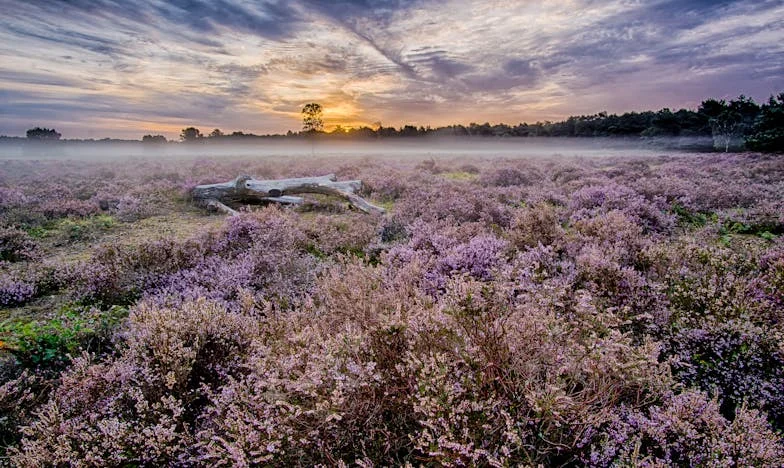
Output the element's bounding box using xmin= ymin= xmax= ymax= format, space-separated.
xmin=180 ymin=127 xmax=202 ymax=142
xmin=142 ymin=134 xmax=167 ymax=143
xmin=26 ymin=127 xmax=61 ymax=140
xmin=302 ymin=103 xmax=323 ymax=132
xmin=209 ymin=129 xmax=224 ymax=138
xmin=746 ymin=93 xmax=784 ymax=153
xmin=642 ymin=108 xmax=681 ymax=136
xmin=698 ymin=99 xmax=726 ymax=119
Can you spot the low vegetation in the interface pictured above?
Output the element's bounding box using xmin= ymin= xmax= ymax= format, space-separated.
xmin=0 ymin=152 xmax=783 ymax=465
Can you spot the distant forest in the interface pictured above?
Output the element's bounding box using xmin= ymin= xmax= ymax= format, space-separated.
xmin=3 ymin=93 xmax=782 ymax=152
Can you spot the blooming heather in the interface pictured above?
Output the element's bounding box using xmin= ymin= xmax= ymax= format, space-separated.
xmin=0 ymin=152 xmax=783 ymax=465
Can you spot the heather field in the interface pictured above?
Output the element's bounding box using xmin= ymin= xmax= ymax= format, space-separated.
xmin=1 ymin=150 xmax=784 ymax=466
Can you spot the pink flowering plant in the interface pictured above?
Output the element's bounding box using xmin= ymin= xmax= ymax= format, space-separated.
xmin=0 ymin=152 xmax=783 ymax=465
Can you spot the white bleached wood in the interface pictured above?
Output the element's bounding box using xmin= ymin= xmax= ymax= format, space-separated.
xmin=192 ymin=175 xmax=384 ymax=215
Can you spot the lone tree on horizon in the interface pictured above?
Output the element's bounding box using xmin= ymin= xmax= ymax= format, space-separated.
xmin=26 ymin=127 xmax=61 ymax=140
xmin=302 ymin=103 xmax=323 ymax=133
xmin=180 ymin=127 xmax=202 ymax=142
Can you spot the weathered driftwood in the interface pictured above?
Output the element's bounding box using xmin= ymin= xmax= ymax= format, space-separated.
xmin=192 ymin=174 xmax=385 ymax=215
xmin=204 ymin=198 xmax=239 ymax=216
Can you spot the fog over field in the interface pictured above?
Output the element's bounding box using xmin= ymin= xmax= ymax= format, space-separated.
xmin=0 ymin=137 xmax=717 ymax=161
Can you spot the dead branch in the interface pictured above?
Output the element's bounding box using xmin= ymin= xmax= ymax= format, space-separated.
xmin=192 ymin=174 xmax=384 ymax=215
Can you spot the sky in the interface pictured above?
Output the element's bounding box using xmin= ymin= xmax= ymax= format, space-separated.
xmin=0 ymin=0 xmax=782 ymax=139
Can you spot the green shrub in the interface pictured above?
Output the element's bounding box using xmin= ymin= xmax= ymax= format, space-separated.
xmin=0 ymin=304 xmax=127 ymax=369
xmin=671 ymin=203 xmax=715 ymax=227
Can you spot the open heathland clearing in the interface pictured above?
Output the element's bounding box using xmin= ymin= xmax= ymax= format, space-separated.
xmin=1 ymin=149 xmax=783 ymax=466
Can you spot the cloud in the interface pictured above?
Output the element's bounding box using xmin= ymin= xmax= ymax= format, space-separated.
xmin=20 ymin=0 xmax=303 ymax=41
xmin=0 ymin=0 xmax=781 ymax=138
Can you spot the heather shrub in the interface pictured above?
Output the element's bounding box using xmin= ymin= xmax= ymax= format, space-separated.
xmin=551 ymin=164 xmax=587 ymax=184
xmin=458 ymin=163 xmax=479 ymax=174
xmin=571 ymin=210 xmax=649 ymax=265
xmin=525 ymin=186 xmax=569 ymax=207
xmin=569 ymin=183 xmax=675 ymax=234
xmin=574 ymin=244 xmax=668 ymax=335
xmin=69 ymin=211 xmax=301 ymax=307
xmin=589 ymin=391 xmax=784 ymax=466
xmin=69 ymin=238 xmax=206 ymax=306
xmin=334 ymin=162 xmax=362 ymax=179
xmin=415 ymin=158 xmax=444 ymax=174
xmin=313 ymin=256 xmax=431 ymax=332
xmin=210 ymin=206 xmax=306 ymax=256
xmin=480 ymin=166 xmax=530 ymax=187
xmin=657 ymin=241 xmax=784 ymax=427
xmin=39 ymin=198 xmax=100 ymax=219
xmin=148 ymin=244 xmax=315 ymax=310
xmin=194 ymin=259 xmax=430 ymax=465
xmin=209 ymin=211 xmax=268 ymax=254
xmin=0 ymin=227 xmax=40 ymax=262
xmin=0 ymin=188 xmax=28 ymax=212
xmin=394 ymin=183 xmax=512 ymax=227
xmin=12 ymin=299 xmax=258 ymax=466
xmin=112 ymin=195 xmax=155 ymax=222
xmin=390 ymin=224 xmax=509 ymax=295
xmin=361 ymin=171 xmax=409 ymax=201
xmin=664 ymin=243 xmax=763 ymax=323
xmin=0 ymin=208 xmax=47 ymax=230
xmin=755 ymin=244 xmax=784 ymax=312
xmin=635 ymin=155 xmax=780 ymax=212
xmin=300 ymin=213 xmax=377 ymax=257
xmin=0 ymin=370 xmax=43 ymax=456
xmin=512 ymin=242 xmax=576 ymax=286
xmin=196 ymin=329 xmax=394 ymax=465
xmin=0 ymin=272 xmax=36 ymax=307
xmin=144 ymin=209 xmax=317 ymax=309
xmin=404 ymin=278 xmax=671 ymax=465
xmin=669 ymin=320 xmax=784 ymax=427
xmin=507 ymin=202 xmax=564 ymax=250
xmin=425 ymin=234 xmax=508 ymax=292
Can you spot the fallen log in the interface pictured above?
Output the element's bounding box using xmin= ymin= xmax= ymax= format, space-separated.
xmin=192 ymin=174 xmax=385 ymax=215
xmin=204 ymin=198 xmax=239 ymax=216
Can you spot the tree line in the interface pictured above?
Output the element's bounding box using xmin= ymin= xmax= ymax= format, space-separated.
xmin=15 ymin=93 xmax=784 ymax=152
xmin=164 ymin=95 xmax=784 ymax=152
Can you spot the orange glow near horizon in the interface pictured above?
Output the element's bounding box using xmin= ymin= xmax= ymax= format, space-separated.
xmin=0 ymin=1 xmax=781 ymax=139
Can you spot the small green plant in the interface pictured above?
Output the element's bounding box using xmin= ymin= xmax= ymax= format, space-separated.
xmin=24 ymin=226 xmax=48 ymax=239
xmin=374 ymin=199 xmax=395 ymax=211
xmin=671 ymin=203 xmax=715 ymax=227
xmin=22 ymin=215 xmax=116 ymax=243
xmin=58 ymin=215 xmax=116 ymax=242
xmin=0 ymin=304 xmax=127 ymax=369
xmin=442 ymin=171 xmax=478 ymax=181
xmin=718 ymin=218 xmax=780 ymax=240
xmin=305 ymin=243 xmax=327 ymax=259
